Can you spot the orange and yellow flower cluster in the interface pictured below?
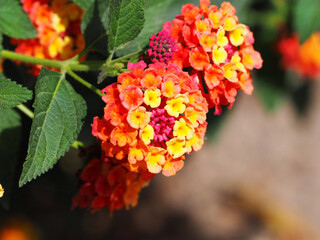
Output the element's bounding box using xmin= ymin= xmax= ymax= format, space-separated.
xmin=74 ymin=61 xmax=208 ymax=212
xmin=96 ymin=61 xmax=208 ymax=176
xmin=162 ymin=0 xmax=262 ymax=114
xmin=278 ymin=32 xmax=320 ymax=79
xmin=12 ymin=0 xmax=85 ymax=75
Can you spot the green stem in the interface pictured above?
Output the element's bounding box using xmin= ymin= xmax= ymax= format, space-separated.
xmin=109 ymin=50 xmax=143 ymax=64
xmin=16 ymin=104 xmax=34 ymax=119
xmin=2 ymin=50 xmax=62 ymax=68
xmin=16 ymin=103 xmax=85 ymax=150
xmin=68 ymin=61 xmax=104 ymax=71
xmin=1 ymin=50 xmax=104 ymax=71
xmin=66 ymin=68 xmax=104 ymax=97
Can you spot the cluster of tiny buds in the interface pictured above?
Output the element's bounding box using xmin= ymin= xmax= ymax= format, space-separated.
xmin=149 ymin=109 xmax=175 ymax=142
xmin=147 ymin=30 xmax=179 ymax=63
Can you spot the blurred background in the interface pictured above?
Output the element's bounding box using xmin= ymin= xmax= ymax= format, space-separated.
xmin=1 ymin=0 xmax=320 ymax=239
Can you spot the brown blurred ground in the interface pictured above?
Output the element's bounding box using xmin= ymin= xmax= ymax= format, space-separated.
xmin=116 ymin=80 xmax=320 ymax=239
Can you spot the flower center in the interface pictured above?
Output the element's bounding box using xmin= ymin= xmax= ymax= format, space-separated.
xmin=149 ymin=108 xmax=175 ymax=142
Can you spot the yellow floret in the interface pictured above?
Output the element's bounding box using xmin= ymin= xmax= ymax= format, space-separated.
xmin=217 ymin=27 xmax=228 ymax=47
xmin=186 ymin=133 xmax=204 ymax=153
xmin=185 ymin=107 xmax=206 ymax=128
xmin=128 ymin=147 xmax=144 ymax=164
xmin=52 ymin=13 xmax=67 ymax=33
xmin=48 ymin=37 xmax=64 ymax=58
xmin=139 ymin=124 xmax=154 ymax=145
xmin=166 ymin=138 xmax=187 ymax=158
xmin=213 ymin=46 xmax=228 ymax=65
xmin=144 ymin=87 xmax=161 ymax=108
xmin=146 ymin=147 xmax=167 ymax=173
xmin=208 ymin=11 xmax=222 ymax=29
xmin=173 ymin=118 xmax=195 ymax=140
xmin=223 ymin=63 xmax=238 ymax=82
xmin=224 ymin=16 xmax=237 ymax=31
xmin=231 ymin=54 xmax=246 ymax=72
xmin=230 ymin=26 xmax=246 ymax=46
xmin=165 ymin=95 xmax=189 ymax=117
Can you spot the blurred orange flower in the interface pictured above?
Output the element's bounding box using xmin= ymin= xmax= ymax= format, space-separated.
xmin=278 ymin=32 xmax=320 ymax=79
xmin=12 ymin=0 xmax=85 ymax=75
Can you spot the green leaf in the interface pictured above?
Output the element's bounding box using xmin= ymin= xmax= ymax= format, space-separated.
xmin=81 ymin=0 xmax=109 ymax=55
xmin=0 ymin=109 xmax=21 ymax=209
xmin=0 ymin=0 xmax=36 ymax=39
xmin=108 ymin=0 xmax=145 ymax=53
xmin=72 ymin=0 xmax=95 ymax=10
xmin=19 ymin=68 xmax=87 ymax=187
xmin=0 ymin=75 xmax=33 ymax=109
xmin=294 ymin=0 xmax=320 ymax=43
xmin=116 ymin=0 xmax=172 ymax=56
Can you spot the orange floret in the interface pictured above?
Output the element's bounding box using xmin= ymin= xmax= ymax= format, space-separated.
xmin=128 ymin=140 xmax=148 ymax=164
xmin=199 ymin=31 xmax=216 ymax=52
xmin=110 ymin=123 xmax=138 ymax=147
xmin=141 ymin=69 xmax=162 ymax=88
xmin=162 ymin=156 xmax=185 ymax=177
xmin=189 ymin=47 xmax=210 ymax=71
xmin=161 ymin=74 xmax=181 ymax=98
xmin=104 ymin=102 xmax=126 ymax=126
xmin=127 ymin=106 xmax=151 ymax=129
xmin=181 ymin=4 xmax=201 ymax=25
xmin=119 ymin=85 xmax=144 ymax=110
xmin=204 ymin=64 xmax=224 ymax=88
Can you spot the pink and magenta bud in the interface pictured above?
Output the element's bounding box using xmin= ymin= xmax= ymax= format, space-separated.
xmin=149 ymin=108 xmax=175 ymax=143
xmin=147 ymin=30 xmax=179 ymax=63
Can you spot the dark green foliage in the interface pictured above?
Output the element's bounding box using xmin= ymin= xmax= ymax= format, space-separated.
xmin=19 ymin=68 xmax=87 ymax=187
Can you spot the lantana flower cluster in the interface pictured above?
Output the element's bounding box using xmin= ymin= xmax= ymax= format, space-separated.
xmin=97 ymin=61 xmax=208 ymax=176
xmin=73 ymin=61 xmax=208 ymax=212
xmin=12 ymin=0 xmax=85 ymax=75
xmin=162 ymin=0 xmax=263 ymax=114
xmin=278 ymin=31 xmax=320 ymax=79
